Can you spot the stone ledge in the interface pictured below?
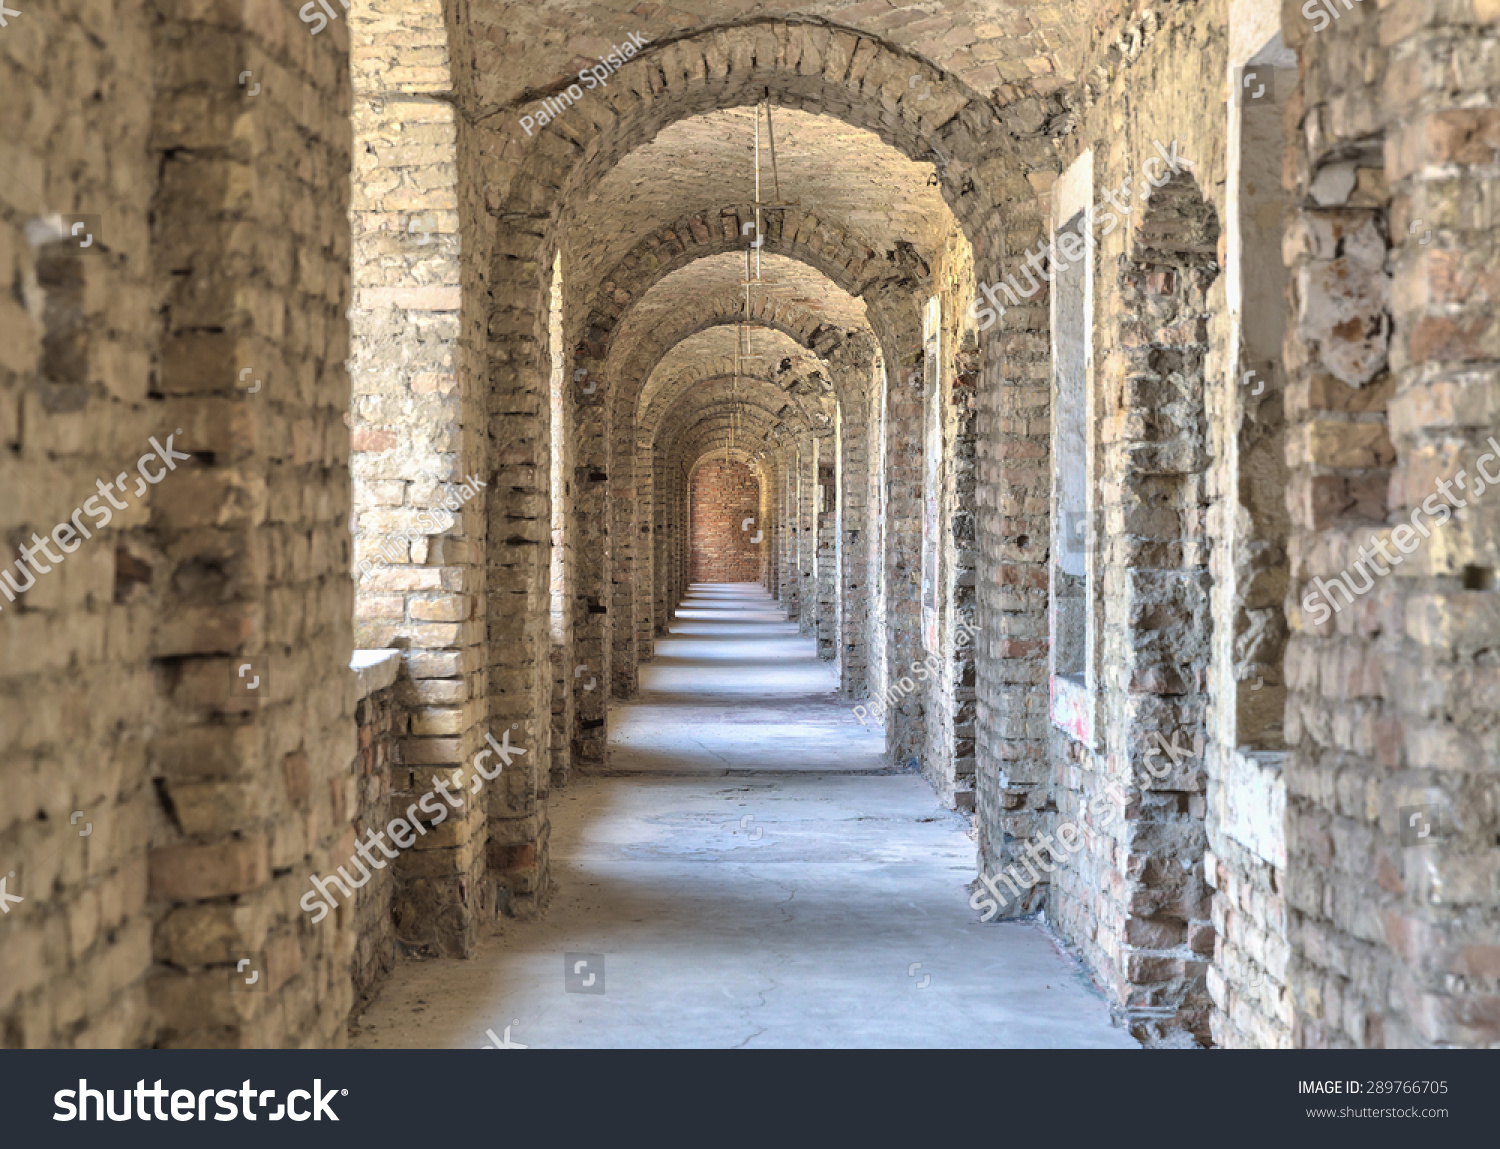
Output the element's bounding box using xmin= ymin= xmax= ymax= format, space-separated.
xmin=351 ymin=649 xmax=403 ymax=699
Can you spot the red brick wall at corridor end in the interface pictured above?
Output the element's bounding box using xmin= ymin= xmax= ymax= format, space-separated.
xmin=690 ymin=462 xmax=763 ymax=582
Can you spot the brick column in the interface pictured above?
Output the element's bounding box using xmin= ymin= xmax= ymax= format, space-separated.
xmin=836 ymin=376 xmax=870 ymax=698
xmin=883 ymin=347 xmax=926 ymax=770
xmin=481 ymin=223 xmax=557 ymax=919
xmin=779 ymin=455 xmax=799 ymax=619
xmin=1282 ymin=0 xmax=1500 ymax=1049
xmin=348 ymin=0 xmax=489 ymax=956
xmin=144 ymin=0 xmax=358 ymax=1045
xmin=571 ymin=359 xmax=609 ymax=768
xmin=634 ymin=428 xmax=655 ymax=661
xmin=609 ymin=426 xmax=637 ymax=697
xmin=798 ymin=438 xmax=818 ymax=638
xmin=816 ymin=451 xmax=838 ymax=659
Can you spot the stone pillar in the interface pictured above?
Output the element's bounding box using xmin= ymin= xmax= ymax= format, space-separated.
xmin=144 ymin=0 xmax=358 ymax=1044
xmin=571 ymin=359 xmax=609 ymax=768
xmin=798 ymin=438 xmax=818 ymax=638
xmin=837 ymin=379 xmax=870 ymax=698
xmin=634 ymin=428 xmax=655 ymax=662
xmin=348 ymin=0 xmax=489 ymax=956
xmin=481 ymin=223 xmax=557 ymax=919
xmin=609 ymin=423 xmax=637 ymax=697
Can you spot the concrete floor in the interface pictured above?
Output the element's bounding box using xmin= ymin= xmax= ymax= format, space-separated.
xmin=351 ymin=583 xmax=1136 ymax=1049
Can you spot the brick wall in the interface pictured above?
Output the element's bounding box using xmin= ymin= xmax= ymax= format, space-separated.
xmin=0 ymin=0 xmax=159 ymax=1049
xmin=347 ymin=0 xmax=499 ymax=955
xmin=1 ymin=0 xmax=359 ymax=1049
xmin=13 ymin=0 xmax=1497 ymax=1053
xmin=1282 ymin=0 xmax=1500 ymax=1049
xmin=690 ymin=461 xmax=762 ymax=583
xmin=980 ymin=0 xmax=1234 ymax=1045
xmin=351 ymin=656 xmax=402 ymax=1013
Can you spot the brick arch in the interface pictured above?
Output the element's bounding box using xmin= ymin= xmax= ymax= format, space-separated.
xmin=655 ymin=389 xmax=811 ymax=450
xmin=474 ymin=18 xmax=1037 ymax=886
xmin=486 ymin=18 xmax=1055 ymax=296
xmin=642 ymin=371 xmax=826 ymax=443
xmin=583 ymin=219 xmax=906 ymax=380
xmin=613 ymin=282 xmax=873 ymax=442
xmin=638 ymin=330 xmax=836 ymax=425
xmin=489 ymin=18 xmax=1048 ymax=438
xmin=609 ymin=273 xmax=871 ymax=410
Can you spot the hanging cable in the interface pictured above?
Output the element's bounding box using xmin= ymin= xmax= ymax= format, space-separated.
xmin=764 ymin=90 xmax=783 ymax=207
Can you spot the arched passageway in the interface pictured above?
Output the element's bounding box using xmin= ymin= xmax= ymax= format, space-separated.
xmin=4 ymin=0 xmax=1497 ymax=1053
xmin=351 ymin=583 xmax=1133 ymax=1048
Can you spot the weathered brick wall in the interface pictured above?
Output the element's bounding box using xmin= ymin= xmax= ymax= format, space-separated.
xmin=141 ymin=0 xmax=358 ymax=1048
xmin=348 ymin=0 xmax=499 ymax=956
xmin=991 ymin=2 xmax=1233 ymax=1045
xmin=351 ymin=658 xmax=401 ymax=1012
xmin=917 ymin=232 xmax=980 ymax=809
xmin=0 ymin=0 xmax=158 ymax=1049
xmin=23 ymin=0 xmax=1495 ymax=1053
xmin=1282 ymin=0 xmax=1500 ymax=1049
xmin=689 ymin=460 xmax=762 ymax=582
xmin=1204 ymin=1 xmax=1297 ymax=1050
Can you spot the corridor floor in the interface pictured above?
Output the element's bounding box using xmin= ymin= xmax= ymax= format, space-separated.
xmin=350 ymin=584 xmax=1136 ymax=1049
